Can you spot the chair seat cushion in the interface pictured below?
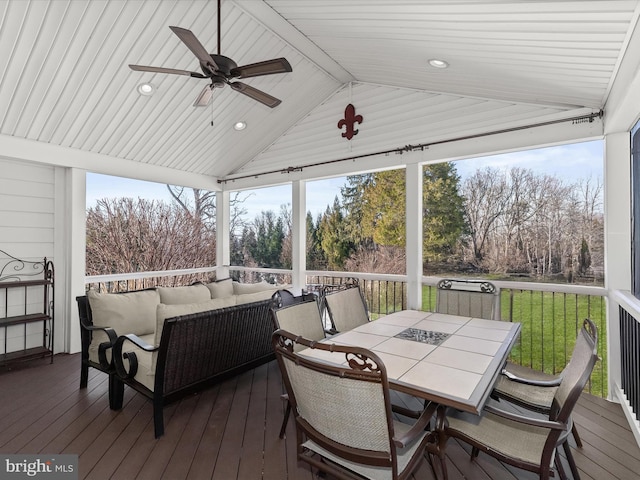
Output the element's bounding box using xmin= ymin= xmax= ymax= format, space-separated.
xmin=302 ymin=420 xmax=428 ymax=480
xmin=446 ymin=409 xmax=552 ymax=467
xmin=494 ymin=363 xmax=558 ymax=410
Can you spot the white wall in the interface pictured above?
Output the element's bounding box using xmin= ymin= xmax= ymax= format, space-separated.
xmin=0 ymin=156 xmax=67 ymax=355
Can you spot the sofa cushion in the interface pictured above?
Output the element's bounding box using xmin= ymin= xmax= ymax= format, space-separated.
xmin=206 ymin=278 xmax=233 ymax=298
xmin=235 ymin=290 xmax=278 ymax=305
xmin=88 ymin=289 xmax=159 ymax=338
xmin=157 ymin=283 xmax=211 ymax=305
xmin=232 ymin=280 xmax=278 ymax=295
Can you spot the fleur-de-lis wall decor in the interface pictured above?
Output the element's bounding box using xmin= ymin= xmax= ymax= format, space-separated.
xmin=337 ymin=103 xmax=363 ymax=140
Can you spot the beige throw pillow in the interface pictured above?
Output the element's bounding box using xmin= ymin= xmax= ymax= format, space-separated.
xmin=157 ymin=283 xmax=211 ymax=305
xmin=235 ymin=290 xmax=277 ymax=305
xmin=205 ymin=278 xmax=233 ymax=298
xmin=154 ymin=297 xmax=237 ymax=346
xmin=232 ymin=280 xmax=278 ymax=295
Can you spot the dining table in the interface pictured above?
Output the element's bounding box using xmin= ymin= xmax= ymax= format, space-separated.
xmin=298 ymin=309 xmax=521 ymax=415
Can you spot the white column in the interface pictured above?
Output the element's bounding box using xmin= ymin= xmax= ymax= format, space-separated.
xmin=292 ymin=180 xmax=306 ymax=291
xmin=63 ymin=167 xmax=86 ymax=354
xmin=604 ymin=131 xmax=631 ymax=399
xmin=216 ymin=190 xmax=230 ymax=279
xmin=406 ymin=163 xmax=423 ymax=309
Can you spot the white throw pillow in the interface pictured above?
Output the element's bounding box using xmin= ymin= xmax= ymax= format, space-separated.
xmin=157 ymin=283 xmax=211 ymax=305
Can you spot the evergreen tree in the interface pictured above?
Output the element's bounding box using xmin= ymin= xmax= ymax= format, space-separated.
xmin=423 ymin=163 xmax=466 ymax=262
xmin=248 ymin=211 xmax=285 ymax=268
xmin=319 ymin=198 xmax=353 ymax=269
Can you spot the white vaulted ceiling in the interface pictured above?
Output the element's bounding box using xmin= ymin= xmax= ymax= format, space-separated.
xmin=0 ymin=0 xmax=638 ymax=187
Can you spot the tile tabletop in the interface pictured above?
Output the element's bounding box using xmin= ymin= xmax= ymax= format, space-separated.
xmin=300 ymin=310 xmax=521 ymax=414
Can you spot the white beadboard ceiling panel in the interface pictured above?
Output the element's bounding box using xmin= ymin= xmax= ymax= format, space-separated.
xmin=0 ymin=0 xmax=638 ymax=185
xmin=240 ymin=82 xmax=584 ymax=176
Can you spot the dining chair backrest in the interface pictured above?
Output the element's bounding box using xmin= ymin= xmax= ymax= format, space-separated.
xmin=436 ymin=278 xmax=499 ymax=320
xmin=270 ymin=298 xmax=325 ymax=352
xmin=550 ymin=318 xmax=598 ymax=424
xmin=272 ymin=329 xmax=399 ymax=472
xmin=324 ymin=284 xmax=369 ymax=332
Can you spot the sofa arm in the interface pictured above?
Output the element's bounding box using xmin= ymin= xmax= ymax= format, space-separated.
xmin=80 ymin=322 xmax=118 ymax=370
xmin=113 ymin=334 xmax=158 ymax=380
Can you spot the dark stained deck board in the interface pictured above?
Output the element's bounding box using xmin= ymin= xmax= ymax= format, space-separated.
xmin=0 ymin=353 xmax=639 ymax=480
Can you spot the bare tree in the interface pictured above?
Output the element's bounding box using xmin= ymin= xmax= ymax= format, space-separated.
xmin=86 ymin=198 xmax=216 ymax=276
xmin=167 ymin=185 xmax=252 ymax=234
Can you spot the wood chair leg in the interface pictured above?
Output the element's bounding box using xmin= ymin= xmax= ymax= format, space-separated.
xmin=279 ymin=401 xmax=291 ymax=439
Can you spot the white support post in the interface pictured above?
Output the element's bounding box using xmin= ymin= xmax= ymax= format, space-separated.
xmin=406 ymin=163 xmax=423 ymax=309
xmin=216 ymin=191 xmax=230 ymax=279
xmin=64 ymin=167 xmax=86 ymax=354
xmin=292 ymin=180 xmax=306 ymax=291
xmin=604 ymin=131 xmax=632 ymax=401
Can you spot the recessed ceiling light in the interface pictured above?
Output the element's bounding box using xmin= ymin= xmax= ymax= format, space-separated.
xmin=137 ymin=83 xmax=155 ymax=95
xmin=234 ymin=121 xmax=247 ymax=131
xmin=428 ymin=59 xmax=449 ymax=69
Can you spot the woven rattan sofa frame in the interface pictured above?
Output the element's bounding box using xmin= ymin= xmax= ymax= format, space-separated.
xmin=272 ymin=329 xmax=437 ymax=480
xmin=111 ymin=298 xmax=276 ymax=438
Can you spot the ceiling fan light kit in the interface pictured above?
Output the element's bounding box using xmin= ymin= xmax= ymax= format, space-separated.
xmin=129 ymin=1 xmax=291 ymax=108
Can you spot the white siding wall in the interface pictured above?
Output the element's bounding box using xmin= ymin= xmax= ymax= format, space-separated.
xmin=0 ymin=157 xmax=56 ymax=355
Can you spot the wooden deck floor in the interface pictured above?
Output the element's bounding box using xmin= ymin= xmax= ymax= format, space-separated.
xmin=0 ymin=353 xmax=639 ymax=480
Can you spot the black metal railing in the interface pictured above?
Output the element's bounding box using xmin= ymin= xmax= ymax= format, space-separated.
xmin=620 ymin=306 xmax=640 ymax=421
xmin=84 ymin=269 xmax=608 ymax=398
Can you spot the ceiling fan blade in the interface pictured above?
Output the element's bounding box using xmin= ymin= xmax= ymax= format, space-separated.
xmin=129 ymin=64 xmax=207 ymax=78
xmin=169 ymin=26 xmax=218 ymax=74
xmin=193 ymin=84 xmax=214 ymax=107
xmin=229 ymin=82 xmax=281 ymax=108
xmin=230 ymin=58 xmax=292 ymax=79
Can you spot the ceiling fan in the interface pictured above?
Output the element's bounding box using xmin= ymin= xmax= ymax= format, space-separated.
xmin=129 ymin=0 xmax=292 ymax=108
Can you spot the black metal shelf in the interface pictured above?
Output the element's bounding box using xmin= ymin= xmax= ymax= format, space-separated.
xmin=0 ymin=252 xmax=54 ymax=366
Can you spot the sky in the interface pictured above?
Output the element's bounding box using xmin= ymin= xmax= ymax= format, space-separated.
xmin=86 ymin=140 xmax=603 ymax=220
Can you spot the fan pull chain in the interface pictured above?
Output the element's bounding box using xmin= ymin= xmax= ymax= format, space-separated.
xmin=211 ymin=100 xmax=214 ymax=126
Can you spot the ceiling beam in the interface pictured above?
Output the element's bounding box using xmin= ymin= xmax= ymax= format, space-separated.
xmin=233 ymin=0 xmax=354 ymax=84
xmin=0 ymin=134 xmax=222 ymax=192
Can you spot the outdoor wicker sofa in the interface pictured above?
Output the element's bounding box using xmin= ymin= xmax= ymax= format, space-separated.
xmin=77 ymin=279 xmax=281 ymax=437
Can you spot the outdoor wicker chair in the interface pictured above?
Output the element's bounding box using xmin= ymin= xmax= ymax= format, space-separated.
xmin=272 ymin=329 xmax=437 ymax=480
xmin=436 ymin=278 xmax=500 ymax=320
xmin=436 ymin=318 xmax=598 ymax=480
xmin=271 ymin=297 xmax=327 ymax=438
xmin=324 ymin=283 xmax=370 ymax=333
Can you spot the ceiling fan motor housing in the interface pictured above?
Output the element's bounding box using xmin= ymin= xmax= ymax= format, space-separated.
xmin=204 ymin=54 xmax=238 ymax=77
